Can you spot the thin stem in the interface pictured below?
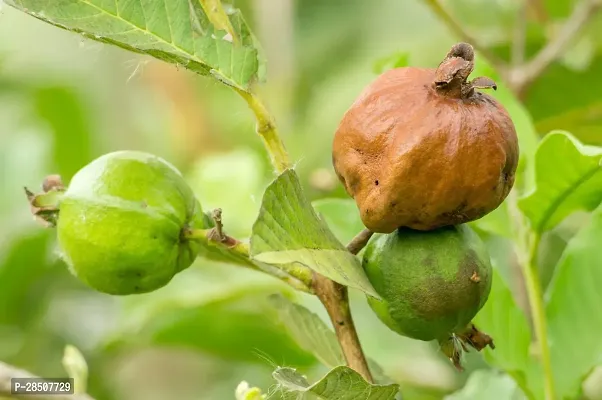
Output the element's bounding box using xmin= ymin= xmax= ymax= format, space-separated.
xmin=183 ymin=227 xmax=249 ymax=256
xmin=422 ymin=0 xmax=507 ymax=72
xmin=183 ymin=228 xmax=313 ymax=292
xmin=234 ymin=88 xmax=292 ymax=173
xmin=312 ymin=229 xmax=375 ymax=383
xmin=0 ymin=361 xmax=94 ymax=400
xmin=521 ymin=232 xmax=555 ymax=400
xmin=346 ymin=229 xmax=374 ymax=255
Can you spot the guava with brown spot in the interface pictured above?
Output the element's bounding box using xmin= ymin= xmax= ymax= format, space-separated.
xmin=362 ymin=224 xmax=492 ymax=342
xmin=332 ymin=42 xmax=519 ymax=233
xmin=56 ymin=151 xmax=206 ymax=295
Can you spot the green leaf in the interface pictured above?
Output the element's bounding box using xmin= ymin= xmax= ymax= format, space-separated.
xmin=445 ymin=370 xmax=527 ymax=400
xmin=527 ymin=56 xmax=602 ymax=146
xmin=269 ymin=294 xmax=344 ymax=368
xmin=269 ymin=294 xmax=392 ymax=386
xmin=312 ymin=198 xmax=364 ymax=245
xmin=251 ymin=170 xmax=380 ymax=298
xmin=105 ymin=276 xmax=315 ymax=366
xmin=518 ymin=131 xmax=602 ymax=233
xmin=270 ymin=366 xmax=399 ymax=400
xmin=0 ymin=231 xmax=56 ymax=325
xmin=473 ymin=268 xmax=539 ymax=397
xmin=545 ymin=203 xmax=602 ymax=399
xmin=7 ymin=0 xmax=262 ymax=90
xmin=199 ymin=0 xmax=238 ymax=45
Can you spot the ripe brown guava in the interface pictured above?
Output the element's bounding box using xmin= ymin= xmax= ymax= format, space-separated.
xmin=361 ymin=224 xmax=492 ymax=344
xmin=332 ymin=43 xmax=519 ymax=233
xmin=56 ymin=151 xmax=206 ymax=295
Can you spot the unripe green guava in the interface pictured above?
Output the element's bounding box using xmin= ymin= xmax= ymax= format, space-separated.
xmin=362 ymin=225 xmax=492 ymax=341
xmin=57 ymin=151 xmax=205 ymax=295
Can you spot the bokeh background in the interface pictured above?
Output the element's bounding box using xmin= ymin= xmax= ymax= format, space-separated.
xmin=1 ymin=0 xmax=601 ymax=399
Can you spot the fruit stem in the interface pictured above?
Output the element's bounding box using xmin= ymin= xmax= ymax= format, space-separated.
xmin=234 ymin=88 xmax=292 ymax=173
xmin=312 ymin=229 xmax=376 ymax=383
xmin=522 ymin=232 xmax=556 ymax=400
xmin=346 ymin=228 xmax=374 ymax=255
xmin=183 ymin=228 xmax=313 ymax=293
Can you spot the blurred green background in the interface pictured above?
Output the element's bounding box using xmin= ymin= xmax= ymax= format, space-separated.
xmin=1 ymin=0 xmax=602 ymax=399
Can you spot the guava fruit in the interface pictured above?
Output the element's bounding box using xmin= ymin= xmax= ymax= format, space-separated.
xmin=362 ymin=224 xmax=492 ymax=342
xmin=332 ymin=42 xmax=519 ymax=233
xmin=55 ymin=151 xmax=205 ymax=295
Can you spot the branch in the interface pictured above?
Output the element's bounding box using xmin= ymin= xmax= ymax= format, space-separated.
xmin=509 ymin=0 xmax=602 ymax=93
xmin=183 ymin=227 xmax=312 ymax=292
xmin=422 ymin=0 xmax=507 ymax=71
xmin=312 ymin=229 xmax=375 ymax=383
xmin=0 ymin=362 xmax=94 ymax=400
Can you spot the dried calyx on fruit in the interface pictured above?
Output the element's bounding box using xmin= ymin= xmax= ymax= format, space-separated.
xmin=333 ymin=42 xmax=519 ymax=233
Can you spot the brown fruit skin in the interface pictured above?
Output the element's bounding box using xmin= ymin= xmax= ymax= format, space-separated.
xmin=332 ymin=67 xmax=519 ymax=233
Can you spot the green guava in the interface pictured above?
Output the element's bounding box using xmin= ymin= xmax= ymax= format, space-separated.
xmin=56 ymin=151 xmax=205 ymax=295
xmin=362 ymin=224 xmax=492 ymax=342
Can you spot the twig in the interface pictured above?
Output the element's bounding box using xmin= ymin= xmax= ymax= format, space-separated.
xmin=312 ymin=229 xmax=375 ymax=383
xmin=422 ymin=0 xmax=506 ymax=71
xmin=184 ymin=210 xmax=313 ymax=291
xmin=0 ymin=361 xmax=94 ymax=400
xmin=509 ymin=0 xmax=602 ymax=94
xmin=183 ymin=227 xmax=313 ymax=292
xmin=346 ymin=229 xmax=374 ymax=255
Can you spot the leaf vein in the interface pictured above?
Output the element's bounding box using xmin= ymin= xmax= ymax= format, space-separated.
xmin=537 ymin=164 xmax=601 ymax=232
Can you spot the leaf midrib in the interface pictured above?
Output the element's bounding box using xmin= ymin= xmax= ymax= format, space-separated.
xmin=536 ymin=163 xmax=601 ymax=232
xmin=70 ymin=0 xmax=191 ymax=56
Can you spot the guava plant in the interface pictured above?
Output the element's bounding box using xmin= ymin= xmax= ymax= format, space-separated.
xmin=9 ymin=1 xmax=602 ymax=400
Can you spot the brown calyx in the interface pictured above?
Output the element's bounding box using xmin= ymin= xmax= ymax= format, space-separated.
xmin=439 ymin=323 xmax=495 ymax=371
xmin=434 ymin=42 xmax=497 ymax=99
xmin=25 ymin=174 xmax=66 ymax=228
